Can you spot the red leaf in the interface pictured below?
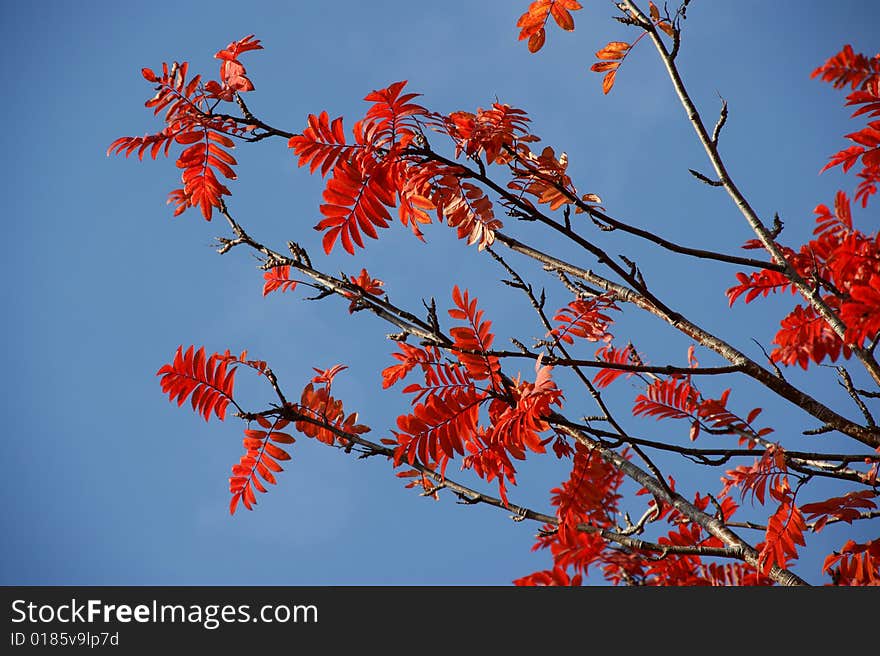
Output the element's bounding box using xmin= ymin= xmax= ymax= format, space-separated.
xmin=801 ymin=490 xmax=877 ymax=532
xmin=592 ymin=343 xmax=636 ymax=388
xmin=633 ymin=378 xmax=699 ymax=422
xmin=344 ymin=268 xmax=385 ymax=313
xmin=549 ymin=295 xmax=618 ymax=345
xmin=591 ymin=41 xmax=631 ymax=94
xmin=448 ymin=286 xmax=502 ymax=387
xmin=758 ymin=499 xmax=806 ymax=574
xmin=812 ymin=45 xmax=880 ymax=90
xmin=288 ymin=111 xmax=361 ymax=177
xmin=528 ymin=28 xmax=546 ymax=53
xmin=156 ymin=345 xmax=237 ymax=421
xmin=262 ymin=265 xmax=298 ymax=296
xmin=516 ymin=1 xmax=582 ymax=53
xmin=314 ymin=157 xmax=395 ymax=255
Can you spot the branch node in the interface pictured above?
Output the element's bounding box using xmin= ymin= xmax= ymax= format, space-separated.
xmin=769 ymin=213 xmax=784 ymax=239
xmin=688 ymin=168 xmax=723 ymax=186
xmin=711 ymin=96 xmax=728 ymax=146
xmin=510 ymin=338 xmax=531 ymax=354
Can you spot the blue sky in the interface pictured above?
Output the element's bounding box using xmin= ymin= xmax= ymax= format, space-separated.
xmin=2 ymin=1 xmax=877 ymax=585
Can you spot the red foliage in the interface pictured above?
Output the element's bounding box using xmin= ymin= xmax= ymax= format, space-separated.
xmin=448 ymin=286 xmax=502 ymax=387
xmin=720 ymin=444 xmax=789 ymax=506
xmin=116 ymin=28 xmax=880 ymax=588
xmin=551 ymin=442 xmax=624 ymax=526
xmin=592 ymin=343 xmax=636 ymax=388
xmin=209 ymin=34 xmax=262 ymax=100
xmin=513 ymin=565 xmax=582 ymax=586
xmin=587 ymin=3 xmax=675 ymax=94
xmin=801 ymin=490 xmax=877 ymax=532
xmin=516 ymin=0 xmax=583 ymax=53
xmin=723 ymin=48 xmax=880 ymax=373
xmin=632 ymin=374 xmax=768 ymax=444
xmin=295 ymin=379 xmax=369 ymax=447
xmin=108 ymin=39 xmax=261 ymax=219
xmin=344 ymin=268 xmax=384 ymax=313
xmin=633 ymin=377 xmax=699 ymax=422
xmin=814 ymin=47 xmax=880 ymax=206
xmin=437 ymin=104 xmax=535 ymax=165
xmin=507 ymin=145 xmax=590 ymax=212
xmin=402 ymin=161 xmax=502 ymax=249
xmin=156 ymin=345 xmax=238 ymax=421
xmin=549 ymin=294 xmax=618 ymax=345
xmin=811 ymin=44 xmax=880 ymax=90
xmin=229 ymin=416 xmax=294 ymax=514
xmin=262 ymin=265 xmax=298 ymax=296
xmin=288 ymin=111 xmax=362 ymax=177
xmin=728 ymin=191 xmax=879 ymax=368
xmin=758 ymin=497 xmax=807 ymax=574
xmin=823 ymin=539 xmax=880 ymax=585
xmin=488 ymin=356 xmax=564 ymax=458
xmin=591 ymin=41 xmax=633 ymax=95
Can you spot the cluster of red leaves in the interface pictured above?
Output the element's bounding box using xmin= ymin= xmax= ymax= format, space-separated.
xmin=519 ymin=469 xmax=778 ymax=586
xmin=552 ymin=443 xmax=624 ymax=527
xmin=633 ymin=377 xmax=770 ymax=444
xmin=728 ymin=189 xmax=880 ymax=368
xmin=506 ymin=145 xmax=601 ymax=213
xmin=437 ymin=104 xmax=536 ymax=165
xmin=595 ymin=345 xmax=771 ymax=445
xmin=823 ymin=539 xmax=880 ymax=586
xmin=230 ymin=365 xmax=368 ymax=515
xmin=719 ymin=446 xmax=813 ymax=575
xmin=591 ymin=42 xmax=633 ymax=95
xmin=108 ymin=36 xmax=262 ymax=219
xmin=157 ymin=345 xmax=239 ymax=421
xmin=402 ymin=161 xmax=502 ymax=250
xmin=592 ymin=342 xmax=637 ymax=388
xmin=131 ymin=33 xmax=878 ymax=587
xmin=720 ymin=444 xmax=789 ymax=506
xmin=288 ymin=81 xmax=429 ymax=253
xmin=229 ymin=416 xmax=295 ymax=514
xmin=289 ymin=83 xmax=544 ymax=253
xmin=208 ymin=34 xmax=262 ymax=100
xmin=294 ymin=372 xmax=369 ymax=448
xmin=726 ymin=47 xmax=880 ymax=370
xmin=801 ymin=490 xmax=877 ymax=532
xmin=549 ymin=294 xmax=618 ymax=345
xmin=515 ymin=444 xmax=624 ymax=585
xmin=157 ymin=345 xmax=367 ymax=514
xmin=624 ymin=491 xmax=777 ymax=586
xmin=382 ymin=288 xmax=563 ymax=505
xmin=516 ymin=0 xmax=582 ymax=53
xmin=812 ymin=45 xmax=880 ymax=207
xmin=115 ymin=37 xmax=555 ymax=254
xmin=344 ymin=268 xmax=384 ymax=313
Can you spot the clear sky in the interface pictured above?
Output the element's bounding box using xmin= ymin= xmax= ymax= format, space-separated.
xmin=2 ymin=1 xmax=877 ymax=585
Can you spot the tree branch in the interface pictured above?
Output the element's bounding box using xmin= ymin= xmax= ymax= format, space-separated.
xmin=621 ymin=0 xmax=880 ymax=387
xmin=495 ymin=231 xmax=880 ymax=448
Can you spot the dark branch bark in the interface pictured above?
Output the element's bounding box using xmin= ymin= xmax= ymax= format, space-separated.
xmin=495 ymin=231 xmax=880 ymax=448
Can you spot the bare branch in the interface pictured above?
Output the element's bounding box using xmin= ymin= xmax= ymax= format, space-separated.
xmin=711 ymin=96 xmax=728 ymax=146
xmin=837 ymin=366 xmax=876 ymax=427
xmin=689 ymin=168 xmax=723 ymax=186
